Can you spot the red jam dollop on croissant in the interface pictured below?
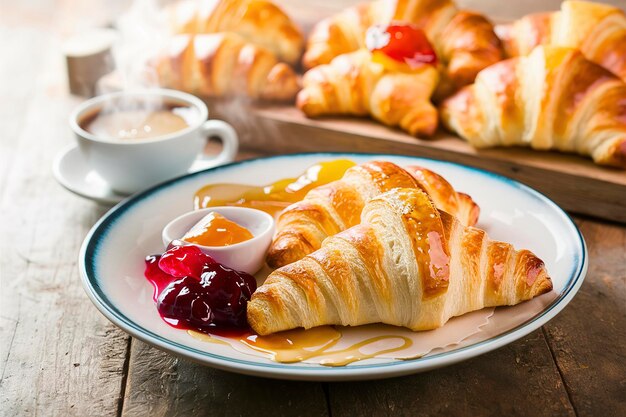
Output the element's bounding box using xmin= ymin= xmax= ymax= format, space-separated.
xmin=366 ymin=23 xmax=438 ymax=68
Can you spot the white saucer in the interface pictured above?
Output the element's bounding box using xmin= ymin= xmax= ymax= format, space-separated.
xmin=53 ymin=145 xmax=215 ymax=205
xmin=53 ymin=145 xmax=128 ymax=205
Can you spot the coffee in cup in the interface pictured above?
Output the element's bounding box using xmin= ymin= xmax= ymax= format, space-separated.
xmin=79 ymin=100 xmax=201 ymax=141
xmin=70 ymin=89 xmax=239 ymax=195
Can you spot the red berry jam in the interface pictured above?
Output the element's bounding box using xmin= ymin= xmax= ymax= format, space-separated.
xmin=144 ymin=245 xmax=257 ymax=333
xmin=158 ymin=244 xmax=214 ymax=279
xmin=365 ymin=23 xmax=437 ymax=67
xmin=145 ymin=254 xmax=174 ymax=302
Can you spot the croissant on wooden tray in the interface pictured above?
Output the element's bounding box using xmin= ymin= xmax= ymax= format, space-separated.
xmin=267 ymin=161 xmax=480 ymax=269
xmin=302 ymin=0 xmax=503 ymax=94
xmin=154 ymin=33 xmax=299 ymax=101
xmin=297 ymin=48 xmax=440 ymax=137
xmin=440 ymin=46 xmax=626 ymax=168
xmin=248 ymin=187 xmax=551 ymax=335
xmin=496 ymin=0 xmax=626 ymax=81
xmin=164 ymin=0 xmax=304 ymax=66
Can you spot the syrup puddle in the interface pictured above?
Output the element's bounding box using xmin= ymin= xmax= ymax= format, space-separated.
xmin=193 ymin=159 xmax=356 ymax=217
xmin=189 ymin=308 xmax=494 ymax=366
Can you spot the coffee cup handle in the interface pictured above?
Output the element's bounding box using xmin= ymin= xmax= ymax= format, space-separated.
xmin=191 ymin=120 xmax=239 ymax=172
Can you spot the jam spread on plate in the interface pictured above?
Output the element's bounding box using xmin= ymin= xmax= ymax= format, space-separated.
xmin=145 ymin=245 xmax=256 ymax=334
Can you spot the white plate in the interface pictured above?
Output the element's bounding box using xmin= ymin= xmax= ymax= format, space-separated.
xmin=79 ymin=153 xmax=587 ymax=381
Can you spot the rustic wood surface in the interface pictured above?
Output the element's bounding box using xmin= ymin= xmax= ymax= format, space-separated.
xmin=1 ymin=1 xmax=625 ymax=416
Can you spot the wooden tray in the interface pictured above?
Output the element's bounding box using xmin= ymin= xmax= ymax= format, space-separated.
xmin=206 ymin=101 xmax=626 ymax=224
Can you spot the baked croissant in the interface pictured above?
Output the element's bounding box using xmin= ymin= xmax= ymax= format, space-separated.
xmin=303 ymin=0 xmax=503 ymax=92
xmin=297 ymin=49 xmax=439 ymax=136
xmin=164 ymin=0 xmax=304 ymax=66
xmin=496 ymin=0 xmax=626 ymax=81
xmin=267 ymin=161 xmax=479 ymax=268
xmin=440 ymin=46 xmax=626 ymax=168
xmin=154 ymin=33 xmax=299 ymax=101
xmin=248 ymin=187 xmax=551 ymax=335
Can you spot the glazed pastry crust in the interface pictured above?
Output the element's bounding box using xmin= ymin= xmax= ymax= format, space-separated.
xmin=496 ymin=0 xmax=626 ymax=81
xmin=267 ymin=161 xmax=480 ymax=268
xmin=165 ymin=0 xmax=304 ymax=66
xmin=155 ymin=32 xmax=299 ymax=101
xmin=440 ymin=46 xmax=626 ymax=168
xmin=248 ymin=187 xmax=551 ymax=335
xmin=297 ymin=49 xmax=439 ymax=136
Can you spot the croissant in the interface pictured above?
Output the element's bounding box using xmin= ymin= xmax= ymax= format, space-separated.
xmin=496 ymin=0 xmax=626 ymax=81
xmin=164 ymin=0 xmax=304 ymax=66
xmin=154 ymin=33 xmax=299 ymax=101
xmin=303 ymin=0 xmax=503 ymax=92
xmin=267 ymin=161 xmax=479 ymax=268
xmin=440 ymin=46 xmax=626 ymax=168
xmin=496 ymin=12 xmax=553 ymax=57
xmin=248 ymin=187 xmax=551 ymax=335
xmin=297 ymin=49 xmax=439 ymax=136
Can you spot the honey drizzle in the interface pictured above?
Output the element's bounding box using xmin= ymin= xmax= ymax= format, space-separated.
xmin=193 ymin=160 xmax=356 ymax=217
xmin=188 ymin=331 xmax=230 ymax=346
xmin=189 ymin=326 xmax=413 ymax=367
xmin=317 ymin=335 xmax=413 ymax=367
xmin=242 ymin=326 xmax=342 ymax=363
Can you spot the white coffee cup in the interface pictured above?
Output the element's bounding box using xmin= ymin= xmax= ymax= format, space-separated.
xmin=70 ymin=89 xmax=238 ymax=195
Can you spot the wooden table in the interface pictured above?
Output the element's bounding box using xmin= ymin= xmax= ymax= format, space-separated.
xmin=1 ymin=1 xmax=625 ymax=416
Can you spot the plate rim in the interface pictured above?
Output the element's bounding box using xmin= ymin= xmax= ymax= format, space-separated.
xmin=78 ymin=152 xmax=587 ymax=381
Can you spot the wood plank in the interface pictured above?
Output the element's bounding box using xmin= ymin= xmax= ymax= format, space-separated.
xmin=0 ymin=3 xmax=131 ymax=416
xmin=0 ymin=23 xmax=46 ymax=391
xmin=327 ymin=330 xmax=576 ymax=417
xmin=207 ymin=102 xmax=626 ymax=224
xmin=0 ymin=81 xmax=130 ymax=415
xmin=120 ymin=340 xmax=329 ymax=417
xmin=542 ymin=219 xmax=626 ymax=417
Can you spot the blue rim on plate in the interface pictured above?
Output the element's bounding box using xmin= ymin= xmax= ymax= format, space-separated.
xmin=79 ymin=152 xmax=587 ymax=380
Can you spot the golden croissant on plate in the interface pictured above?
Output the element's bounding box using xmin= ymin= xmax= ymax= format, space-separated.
xmin=154 ymin=33 xmax=299 ymax=101
xmin=302 ymin=0 xmax=503 ymax=92
xmin=267 ymin=161 xmax=479 ymax=268
xmin=297 ymin=49 xmax=440 ymax=137
xmin=248 ymin=187 xmax=551 ymax=335
xmin=164 ymin=0 xmax=304 ymax=66
xmin=496 ymin=0 xmax=626 ymax=81
xmin=440 ymin=46 xmax=626 ymax=168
